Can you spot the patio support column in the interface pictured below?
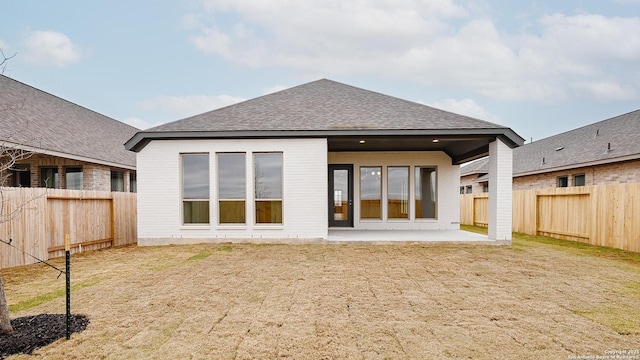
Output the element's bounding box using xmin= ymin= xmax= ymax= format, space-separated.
xmin=488 ymin=138 xmax=512 ymax=243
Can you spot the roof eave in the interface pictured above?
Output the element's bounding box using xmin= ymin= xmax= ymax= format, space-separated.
xmin=6 ymin=142 xmax=136 ymax=170
xmin=126 ymin=128 xmax=524 ymax=153
xmin=514 ymin=153 xmax=640 ymax=177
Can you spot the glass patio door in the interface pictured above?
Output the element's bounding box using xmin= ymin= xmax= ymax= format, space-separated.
xmin=328 ymin=164 xmax=353 ymax=227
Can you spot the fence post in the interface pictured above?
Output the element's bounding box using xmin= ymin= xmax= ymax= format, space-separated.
xmin=65 ymin=233 xmax=71 ymax=340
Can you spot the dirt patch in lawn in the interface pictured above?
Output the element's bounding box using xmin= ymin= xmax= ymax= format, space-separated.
xmin=2 ymin=236 xmax=640 ymax=359
xmin=0 ymin=314 xmax=89 ymax=359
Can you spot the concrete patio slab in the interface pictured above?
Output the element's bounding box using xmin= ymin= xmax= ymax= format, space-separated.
xmin=327 ymin=229 xmax=502 ymax=244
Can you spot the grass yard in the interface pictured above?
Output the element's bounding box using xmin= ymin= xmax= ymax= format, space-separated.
xmin=2 ymin=228 xmax=640 ymax=359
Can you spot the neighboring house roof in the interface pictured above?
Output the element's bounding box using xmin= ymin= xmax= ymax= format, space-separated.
xmin=473 ymin=174 xmax=490 ymax=183
xmin=460 ymin=157 xmax=489 ymax=177
xmin=513 ymin=109 xmax=640 ymax=176
xmin=459 ymin=109 xmax=640 ymax=178
xmin=0 ymin=75 xmax=138 ymax=169
xmin=126 ymin=79 xmax=524 ymax=164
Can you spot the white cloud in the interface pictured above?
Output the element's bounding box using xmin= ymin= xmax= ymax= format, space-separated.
xmin=569 ymin=81 xmax=637 ymax=101
xmin=186 ymin=1 xmax=640 ymax=103
xmin=138 ymin=94 xmax=245 ymax=118
xmin=262 ymin=84 xmax=287 ymax=95
xmin=23 ymin=30 xmax=83 ymax=67
xmin=121 ymin=117 xmax=159 ymax=130
xmin=428 ymin=98 xmax=500 ymax=123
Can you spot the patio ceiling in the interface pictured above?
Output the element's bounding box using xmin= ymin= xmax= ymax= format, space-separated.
xmin=327 ymin=133 xmax=504 ymax=165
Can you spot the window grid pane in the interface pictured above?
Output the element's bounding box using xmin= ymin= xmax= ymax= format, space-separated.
xmin=415 ymin=167 xmax=437 ymax=219
xmin=183 ymin=201 xmax=210 ymax=224
xmin=254 ymin=153 xmax=283 ymax=199
xmin=130 ymin=173 xmax=137 ymax=193
xmin=183 ymin=154 xmax=210 ymax=199
xmin=255 ymin=200 xmax=282 ymax=224
xmin=218 ymin=153 xmax=246 ymax=199
xmin=558 ymin=176 xmax=568 ymax=188
xmin=360 ymin=166 xmax=381 ymax=219
xmin=65 ymin=167 xmax=83 ymax=190
xmin=388 ymin=167 xmax=409 ymax=219
xmin=41 ymin=167 xmax=59 ymax=189
xmin=219 ymin=201 xmax=246 ymax=224
xmin=111 ymin=171 xmax=124 ymax=192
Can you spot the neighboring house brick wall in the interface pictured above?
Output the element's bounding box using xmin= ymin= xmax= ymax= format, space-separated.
xmin=513 ymin=159 xmax=640 ymax=190
xmin=460 ymin=174 xmax=487 ymax=193
xmin=136 ymin=138 xmax=328 ymax=245
xmin=592 ymin=159 xmax=640 ymax=184
xmin=460 ymin=174 xmax=474 ymax=192
xmin=83 ymin=164 xmax=112 ymax=191
xmin=1 ymin=153 xmax=134 ymax=191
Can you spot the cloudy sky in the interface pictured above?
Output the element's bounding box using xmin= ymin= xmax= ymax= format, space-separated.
xmin=2 ymin=1 xmax=639 ymax=142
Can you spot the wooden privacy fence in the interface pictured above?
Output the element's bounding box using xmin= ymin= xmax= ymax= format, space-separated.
xmin=460 ymin=183 xmax=640 ymax=253
xmin=1 ymin=187 xmax=137 ymax=268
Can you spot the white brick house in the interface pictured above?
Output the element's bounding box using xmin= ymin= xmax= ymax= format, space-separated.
xmin=126 ymin=80 xmax=523 ymax=244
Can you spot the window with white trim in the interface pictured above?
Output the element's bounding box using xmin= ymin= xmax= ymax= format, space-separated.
xmin=388 ymin=167 xmax=409 ymax=219
xmin=182 ymin=153 xmax=210 ymax=224
xmin=218 ymin=153 xmax=246 ymax=224
xmin=65 ymin=167 xmax=83 ymax=190
xmin=254 ymin=153 xmax=282 ymax=224
xmin=416 ymin=167 xmax=437 ymax=219
xmin=360 ymin=166 xmax=382 ymax=219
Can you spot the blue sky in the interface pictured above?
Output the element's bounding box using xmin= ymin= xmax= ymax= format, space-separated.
xmin=2 ymin=0 xmax=639 ymax=143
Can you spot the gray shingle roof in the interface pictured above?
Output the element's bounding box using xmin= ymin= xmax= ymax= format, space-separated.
xmin=513 ymin=109 xmax=640 ymax=175
xmin=128 ymin=79 xmax=523 ymax=162
xmin=460 ymin=157 xmax=489 ymax=176
xmin=1 ymin=75 xmax=138 ymax=168
xmin=148 ymin=79 xmax=509 ymax=132
xmin=459 ymin=109 xmax=640 ymax=177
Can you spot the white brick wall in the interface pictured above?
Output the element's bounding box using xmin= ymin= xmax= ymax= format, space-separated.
xmin=136 ymin=138 xmax=328 ymax=245
xmin=488 ymin=139 xmax=513 ymax=241
xmin=328 ymin=151 xmax=460 ymax=230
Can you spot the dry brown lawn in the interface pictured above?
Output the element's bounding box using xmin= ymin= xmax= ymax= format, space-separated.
xmin=2 ymin=229 xmax=640 ymax=359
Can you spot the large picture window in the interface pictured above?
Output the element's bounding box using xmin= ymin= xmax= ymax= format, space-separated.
xmin=254 ymin=153 xmax=282 ymax=224
xmin=182 ymin=153 xmax=210 ymax=224
xmin=218 ymin=153 xmax=246 ymax=224
xmin=388 ymin=167 xmax=409 ymax=219
xmin=360 ymin=166 xmax=382 ymax=219
xmin=415 ymin=167 xmax=437 ymax=219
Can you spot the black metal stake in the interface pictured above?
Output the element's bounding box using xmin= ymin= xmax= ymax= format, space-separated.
xmin=65 ymin=234 xmax=71 ymax=340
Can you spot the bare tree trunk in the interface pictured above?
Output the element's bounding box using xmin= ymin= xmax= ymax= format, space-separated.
xmin=0 ymin=274 xmax=12 ymax=334
xmin=1 ymin=47 xmax=17 ymax=335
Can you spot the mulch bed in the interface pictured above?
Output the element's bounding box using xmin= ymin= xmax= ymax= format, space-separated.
xmin=0 ymin=314 xmax=89 ymax=359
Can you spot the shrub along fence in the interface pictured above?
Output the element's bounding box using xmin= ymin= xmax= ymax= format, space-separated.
xmin=460 ymin=183 xmax=640 ymax=253
xmin=1 ymin=187 xmax=136 ymax=268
